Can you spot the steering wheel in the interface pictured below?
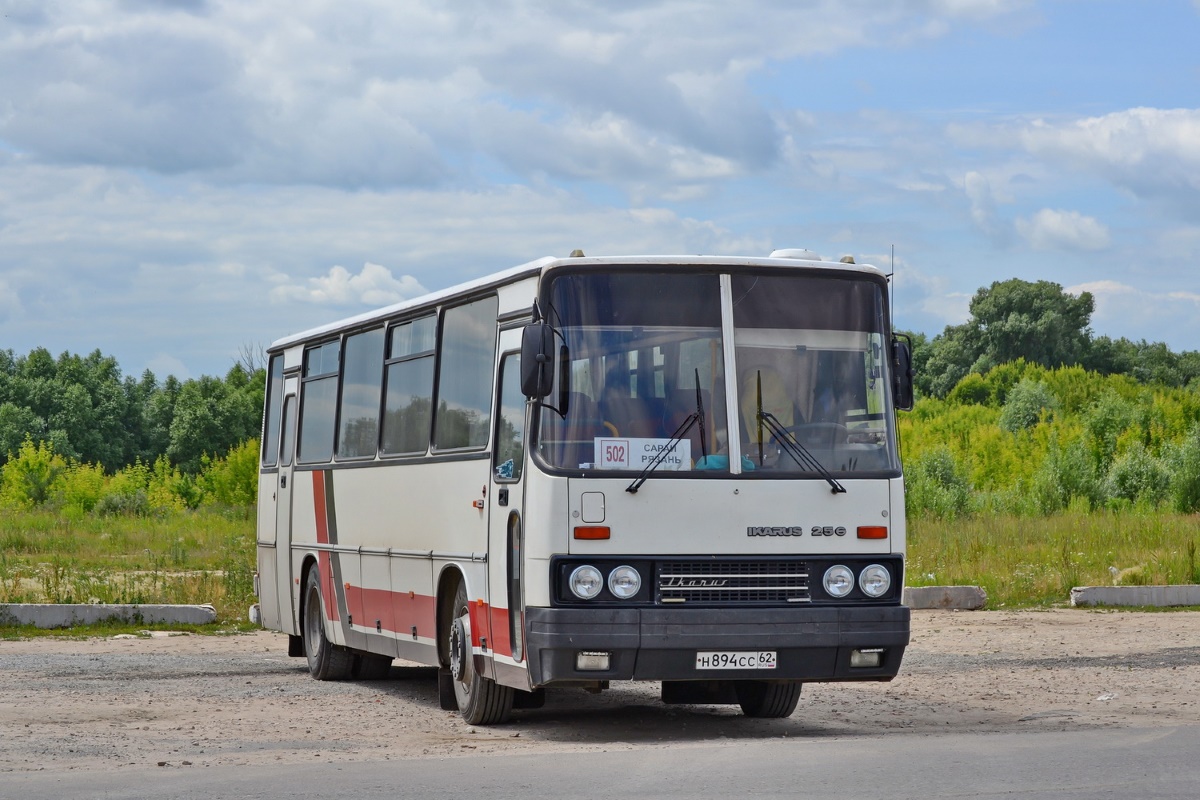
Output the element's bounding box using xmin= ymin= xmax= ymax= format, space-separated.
xmin=787 ymin=422 xmax=849 ymax=445
xmin=602 ymin=421 xmax=619 ymax=437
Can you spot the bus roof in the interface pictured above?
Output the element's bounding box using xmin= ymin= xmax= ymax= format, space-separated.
xmin=268 ymin=252 xmax=886 ymax=352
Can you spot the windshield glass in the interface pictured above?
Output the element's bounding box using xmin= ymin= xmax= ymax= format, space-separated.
xmin=731 ymin=273 xmax=899 ymax=474
xmin=534 ymin=268 xmax=900 ymax=477
xmin=537 ymin=271 xmax=729 ymax=473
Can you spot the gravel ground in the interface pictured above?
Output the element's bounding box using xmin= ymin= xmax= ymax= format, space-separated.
xmin=1 ymin=609 xmax=1198 ymax=773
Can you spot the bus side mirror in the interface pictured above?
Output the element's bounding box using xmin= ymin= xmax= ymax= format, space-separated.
xmin=521 ymin=323 xmax=556 ymax=399
xmin=891 ymin=336 xmax=914 ymax=411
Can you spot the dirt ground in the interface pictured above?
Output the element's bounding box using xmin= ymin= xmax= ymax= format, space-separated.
xmin=1 ymin=609 xmax=1198 ymax=773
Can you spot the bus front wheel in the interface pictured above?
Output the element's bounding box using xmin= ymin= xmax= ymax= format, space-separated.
xmin=303 ymin=566 xmax=353 ymax=681
xmin=444 ymin=581 xmax=513 ymax=725
xmin=735 ymin=680 xmax=802 ymax=718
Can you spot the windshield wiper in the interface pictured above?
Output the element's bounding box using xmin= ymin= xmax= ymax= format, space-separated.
xmin=755 ymin=371 xmax=846 ymax=495
xmin=627 ymin=371 xmax=707 ymax=494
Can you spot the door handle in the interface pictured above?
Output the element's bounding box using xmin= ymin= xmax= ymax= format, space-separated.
xmin=280 ymin=474 xmax=287 ymax=488
xmin=498 ymin=488 xmax=509 ymax=507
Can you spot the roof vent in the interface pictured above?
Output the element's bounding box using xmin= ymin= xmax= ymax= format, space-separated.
xmin=569 ymin=249 xmax=586 ymax=258
xmin=769 ymin=248 xmax=822 ymax=260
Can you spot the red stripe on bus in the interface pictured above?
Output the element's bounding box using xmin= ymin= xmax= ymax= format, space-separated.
xmin=312 ymin=470 xmax=329 ymax=544
xmin=341 ymin=583 xmax=515 ymax=659
xmin=311 ymin=470 xmax=339 ymax=621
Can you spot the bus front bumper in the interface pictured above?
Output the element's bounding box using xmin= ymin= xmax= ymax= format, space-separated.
xmin=523 ymin=605 xmax=909 ymax=686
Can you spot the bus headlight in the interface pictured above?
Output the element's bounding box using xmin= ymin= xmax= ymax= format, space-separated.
xmin=568 ymin=565 xmax=604 ymax=600
xmin=607 ymin=565 xmax=641 ymax=599
xmin=859 ymin=564 xmax=891 ymax=598
xmin=823 ymin=565 xmax=854 ymax=598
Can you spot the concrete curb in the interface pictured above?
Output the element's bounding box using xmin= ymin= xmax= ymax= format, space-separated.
xmin=0 ymin=603 xmax=218 ymax=629
xmin=1070 ymin=585 xmax=1200 ymax=608
xmin=903 ymin=585 xmax=988 ymax=610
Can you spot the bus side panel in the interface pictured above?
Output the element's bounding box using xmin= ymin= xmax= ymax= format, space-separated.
xmin=890 ymin=475 xmax=907 ymax=555
xmin=290 ymin=468 xmax=349 ymax=647
xmin=322 ymin=459 xmax=492 ymax=664
xmin=520 ymin=462 xmax=570 ymax=608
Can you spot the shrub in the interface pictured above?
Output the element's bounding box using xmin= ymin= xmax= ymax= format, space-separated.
xmin=0 ymin=438 xmax=67 ymax=509
xmin=1033 ymin=438 xmax=1104 ymax=512
xmin=197 ymin=438 xmax=259 ymax=510
xmin=94 ymin=490 xmax=150 ymax=517
xmin=906 ymin=447 xmax=973 ymax=519
xmin=1104 ymin=442 xmax=1169 ymax=507
xmin=999 ymin=378 xmax=1058 ymax=432
xmin=1084 ymin=390 xmax=1142 ymax=468
xmin=1166 ymin=426 xmax=1200 ymax=513
xmin=55 ymin=461 xmax=107 ymax=514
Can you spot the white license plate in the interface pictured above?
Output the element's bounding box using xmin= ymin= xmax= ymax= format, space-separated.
xmin=695 ymin=651 xmax=777 ymax=670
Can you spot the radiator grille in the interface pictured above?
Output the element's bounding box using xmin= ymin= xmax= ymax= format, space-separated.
xmin=657 ymin=560 xmax=810 ymax=605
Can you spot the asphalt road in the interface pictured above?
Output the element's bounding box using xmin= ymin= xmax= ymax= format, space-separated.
xmin=7 ymin=725 xmax=1200 ymax=799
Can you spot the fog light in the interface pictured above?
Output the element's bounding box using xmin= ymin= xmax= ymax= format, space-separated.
xmin=850 ymin=648 xmax=884 ymax=668
xmin=576 ymin=651 xmax=611 ymax=671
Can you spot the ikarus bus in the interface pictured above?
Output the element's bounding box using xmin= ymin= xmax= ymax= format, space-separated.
xmin=252 ymin=249 xmax=916 ymax=724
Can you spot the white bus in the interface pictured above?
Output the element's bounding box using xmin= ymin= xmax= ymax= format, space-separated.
xmin=253 ymin=249 xmax=915 ymax=724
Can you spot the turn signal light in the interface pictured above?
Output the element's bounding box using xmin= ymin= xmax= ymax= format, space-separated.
xmin=857 ymin=526 xmax=888 ymax=539
xmin=574 ymin=526 xmax=610 ymax=540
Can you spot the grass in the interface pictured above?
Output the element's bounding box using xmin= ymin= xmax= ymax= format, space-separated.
xmin=0 ymin=507 xmax=256 ymax=625
xmin=2 ymin=506 xmax=1199 ymax=634
xmin=907 ymin=509 xmax=1200 ymax=608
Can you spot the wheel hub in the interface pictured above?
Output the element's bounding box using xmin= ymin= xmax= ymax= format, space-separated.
xmin=449 ymin=616 xmax=470 ymax=682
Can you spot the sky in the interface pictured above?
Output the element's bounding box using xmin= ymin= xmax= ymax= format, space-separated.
xmin=2 ymin=0 xmax=1199 ymax=380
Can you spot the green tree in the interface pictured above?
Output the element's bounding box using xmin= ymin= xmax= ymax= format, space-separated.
xmin=919 ymin=279 xmax=1095 ymax=398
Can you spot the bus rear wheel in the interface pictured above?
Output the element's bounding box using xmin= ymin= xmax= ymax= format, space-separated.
xmin=445 ymin=581 xmax=513 ymax=725
xmin=303 ymin=566 xmax=353 ymax=681
xmin=735 ymin=680 xmax=802 ymax=718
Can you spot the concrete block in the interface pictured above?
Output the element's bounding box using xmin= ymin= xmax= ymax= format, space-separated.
xmin=1070 ymin=585 xmax=1200 ymax=608
xmin=0 ymin=603 xmax=218 ymax=629
xmin=903 ymin=585 xmax=987 ymax=610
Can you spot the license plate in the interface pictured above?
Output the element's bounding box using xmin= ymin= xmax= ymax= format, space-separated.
xmin=695 ymin=651 xmax=777 ymax=670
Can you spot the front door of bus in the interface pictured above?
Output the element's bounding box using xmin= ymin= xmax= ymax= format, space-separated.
xmin=489 ymin=344 xmax=527 ymax=677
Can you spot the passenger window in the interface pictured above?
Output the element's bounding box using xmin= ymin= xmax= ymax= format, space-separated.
xmin=261 ymin=355 xmax=284 ymax=467
xmin=337 ymin=328 xmax=385 ymax=459
xmin=434 ymin=296 xmax=498 ymax=451
xmin=298 ymin=341 xmax=339 ymax=463
xmin=381 ymin=316 xmax=435 ymax=455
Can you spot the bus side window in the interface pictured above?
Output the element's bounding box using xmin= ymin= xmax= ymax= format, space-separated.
xmin=298 ymin=340 xmax=339 ymax=463
xmin=261 ymin=355 xmax=284 ymax=467
xmin=337 ymin=327 xmax=385 ymax=459
xmin=434 ymin=296 xmax=499 ymax=451
xmin=494 ymin=353 xmax=524 ymax=481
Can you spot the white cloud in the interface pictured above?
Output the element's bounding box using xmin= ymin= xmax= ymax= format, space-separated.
xmin=271 ymin=263 xmax=427 ymax=307
xmin=0 ymin=277 xmax=23 ymax=321
xmin=964 ymin=171 xmax=998 ymax=230
xmin=1015 ymin=209 xmax=1111 ymax=251
xmin=0 ymin=0 xmax=1030 ymax=192
xmin=1067 ymin=279 xmax=1200 ymax=346
xmin=1018 ymin=108 xmax=1200 ymax=205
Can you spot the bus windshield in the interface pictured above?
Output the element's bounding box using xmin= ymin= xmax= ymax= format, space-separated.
xmin=535 ymin=268 xmax=900 ymax=477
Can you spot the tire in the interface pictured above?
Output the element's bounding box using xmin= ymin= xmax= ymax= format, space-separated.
xmin=303 ymin=566 xmax=353 ymax=681
xmin=444 ymin=581 xmax=513 ymax=725
xmin=735 ymin=680 xmax=802 ymax=718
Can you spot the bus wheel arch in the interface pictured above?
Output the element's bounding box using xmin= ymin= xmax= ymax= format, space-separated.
xmin=300 ymin=557 xmax=353 ymax=681
xmin=436 ymin=568 xmax=513 ymax=724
